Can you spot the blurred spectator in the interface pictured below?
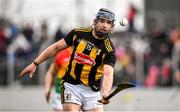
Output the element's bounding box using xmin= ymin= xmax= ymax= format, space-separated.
xmin=22 ymin=22 xmax=34 ymax=42
xmin=17 ymin=22 xmax=36 ymax=57
xmin=158 ymin=59 xmax=172 ymax=87
xmin=0 ymin=24 xmax=7 ymax=55
xmin=145 ymin=65 xmax=159 ymax=88
xmin=174 ymin=62 xmax=180 ymax=86
xmin=4 ymin=21 xmax=19 ymax=45
xmin=149 ymin=29 xmax=173 ymax=66
xmin=171 ymin=27 xmax=180 ymax=86
xmin=170 ymin=27 xmax=180 ymax=45
xmin=39 ymin=20 xmax=49 ymax=45
xmin=127 ymin=4 xmax=138 ymax=32
xmin=0 ymin=19 xmax=8 ymax=85
xmin=54 ymin=26 xmax=65 ymax=42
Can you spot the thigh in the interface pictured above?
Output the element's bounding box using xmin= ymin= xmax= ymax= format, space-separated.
xmin=84 ymin=107 xmax=103 ymax=112
xmin=63 ymin=103 xmax=81 ymax=111
xmin=62 ymin=82 xmax=82 ymax=111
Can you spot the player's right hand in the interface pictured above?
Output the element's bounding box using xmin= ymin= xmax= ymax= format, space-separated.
xmin=19 ymin=63 xmax=37 ymax=78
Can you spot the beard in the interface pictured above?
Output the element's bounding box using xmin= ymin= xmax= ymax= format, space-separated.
xmin=94 ymin=27 xmax=110 ymax=39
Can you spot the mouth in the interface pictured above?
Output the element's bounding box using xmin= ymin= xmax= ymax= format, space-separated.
xmin=100 ymin=29 xmax=108 ymax=33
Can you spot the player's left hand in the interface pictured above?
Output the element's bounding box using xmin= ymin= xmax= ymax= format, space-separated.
xmin=98 ymin=96 xmax=110 ymax=104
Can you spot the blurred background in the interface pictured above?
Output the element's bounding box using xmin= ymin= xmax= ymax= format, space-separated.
xmin=0 ymin=0 xmax=180 ymax=111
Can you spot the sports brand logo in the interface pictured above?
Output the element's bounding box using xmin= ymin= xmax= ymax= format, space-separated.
xmin=64 ymin=93 xmax=72 ymax=101
xmin=74 ymin=52 xmax=96 ymax=66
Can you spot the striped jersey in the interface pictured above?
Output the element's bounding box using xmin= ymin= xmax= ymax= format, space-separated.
xmin=63 ymin=27 xmax=116 ymax=87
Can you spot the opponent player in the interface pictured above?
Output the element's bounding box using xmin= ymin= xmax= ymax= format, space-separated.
xmin=20 ymin=8 xmax=116 ymax=111
xmin=44 ymin=48 xmax=71 ymax=111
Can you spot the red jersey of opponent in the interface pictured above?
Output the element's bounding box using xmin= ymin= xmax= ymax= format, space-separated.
xmin=55 ymin=48 xmax=71 ymax=79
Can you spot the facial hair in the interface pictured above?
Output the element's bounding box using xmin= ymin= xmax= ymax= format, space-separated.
xmin=94 ymin=27 xmax=109 ymax=39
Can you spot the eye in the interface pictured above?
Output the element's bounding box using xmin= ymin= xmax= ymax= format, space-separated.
xmin=99 ymin=18 xmax=105 ymax=23
xmin=107 ymin=20 xmax=112 ymax=24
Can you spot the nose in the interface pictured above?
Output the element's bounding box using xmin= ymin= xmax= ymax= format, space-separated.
xmin=102 ymin=22 xmax=108 ymax=28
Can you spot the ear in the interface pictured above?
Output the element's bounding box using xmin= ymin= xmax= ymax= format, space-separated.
xmin=110 ymin=24 xmax=114 ymax=31
xmin=110 ymin=24 xmax=115 ymax=32
xmin=93 ymin=19 xmax=98 ymax=25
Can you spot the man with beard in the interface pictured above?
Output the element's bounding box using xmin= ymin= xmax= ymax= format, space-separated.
xmin=20 ymin=8 xmax=116 ymax=111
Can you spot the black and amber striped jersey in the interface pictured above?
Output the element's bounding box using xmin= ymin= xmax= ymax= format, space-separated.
xmin=63 ymin=27 xmax=116 ymax=87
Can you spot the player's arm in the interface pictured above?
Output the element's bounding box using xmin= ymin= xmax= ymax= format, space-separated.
xmin=100 ymin=64 xmax=114 ymax=104
xmin=99 ymin=51 xmax=116 ymax=104
xmin=19 ymin=29 xmax=75 ymax=78
xmin=44 ymin=62 xmax=57 ymax=103
xmin=19 ymin=38 xmax=68 ymax=78
xmin=34 ymin=39 xmax=68 ymax=65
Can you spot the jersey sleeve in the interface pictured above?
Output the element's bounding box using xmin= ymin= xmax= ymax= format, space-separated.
xmin=103 ymin=51 xmax=116 ymax=67
xmin=64 ymin=29 xmax=75 ymax=46
xmin=103 ymin=38 xmax=116 ymax=67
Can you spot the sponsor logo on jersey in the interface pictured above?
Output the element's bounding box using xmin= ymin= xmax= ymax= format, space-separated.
xmin=74 ymin=52 xmax=96 ymax=66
